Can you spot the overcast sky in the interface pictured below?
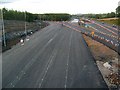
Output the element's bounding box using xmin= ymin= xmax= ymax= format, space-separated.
xmin=0 ymin=0 xmax=119 ymax=14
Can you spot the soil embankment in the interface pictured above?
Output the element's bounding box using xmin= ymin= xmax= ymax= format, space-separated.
xmin=83 ymin=34 xmax=120 ymax=88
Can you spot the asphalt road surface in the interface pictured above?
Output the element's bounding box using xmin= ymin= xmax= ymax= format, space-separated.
xmin=2 ymin=22 xmax=108 ymax=88
xmin=64 ymin=21 xmax=119 ymax=54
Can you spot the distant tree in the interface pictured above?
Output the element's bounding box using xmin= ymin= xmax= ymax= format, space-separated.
xmin=110 ymin=12 xmax=115 ymax=17
xmin=106 ymin=12 xmax=115 ymax=18
xmin=116 ymin=6 xmax=120 ymax=17
xmin=95 ymin=14 xmax=102 ymax=19
xmin=2 ymin=8 xmax=38 ymax=22
xmin=38 ymin=13 xmax=70 ymax=21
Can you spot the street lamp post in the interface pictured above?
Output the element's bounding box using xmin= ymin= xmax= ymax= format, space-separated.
xmin=1 ymin=8 xmax=6 ymax=47
xmin=25 ymin=11 xmax=27 ymax=36
xmin=40 ymin=15 xmax=41 ymax=29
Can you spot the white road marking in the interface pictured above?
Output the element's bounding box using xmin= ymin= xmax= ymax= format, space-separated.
xmin=21 ymin=43 xmax=24 ymax=46
xmin=38 ymin=30 xmax=63 ymax=88
xmin=64 ymin=31 xmax=73 ymax=88
xmin=6 ymin=32 xmax=59 ymax=88
xmin=104 ymin=24 xmax=118 ymax=31
xmin=48 ymin=39 xmax=53 ymax=44
xmin=94 ymin=22 xmax=117 ymax=35
xmin=38 ymin=49 xmax=57 ymax=88
xmin=35 ymin=30 xmax=66 ymax=88
xmin=26 ymin=38 xmax=30 ymax=41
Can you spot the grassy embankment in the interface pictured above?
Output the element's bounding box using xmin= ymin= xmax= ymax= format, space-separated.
xmin=97 ymin=18 xmax=120 ymax=26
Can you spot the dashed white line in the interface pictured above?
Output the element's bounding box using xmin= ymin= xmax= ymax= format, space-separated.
xmin=64 ymin=30 xmax=73 ymax=88
xmin=6 ymin=32 xmax=58 ymax=88
xmin=38 ymin=50 xmax=57 ymax=88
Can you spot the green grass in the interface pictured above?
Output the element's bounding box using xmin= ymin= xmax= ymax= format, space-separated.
xmin=99 ymin=19 xmax=120 ymax=26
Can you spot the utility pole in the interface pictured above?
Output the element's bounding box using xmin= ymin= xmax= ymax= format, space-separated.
xmin=24 ymin=11 xmax=27 ymax=36
xmin=24 ymin=11 xmax=30 ymax=41
xmin=40 ymin=15 xmax=41 ymax=29
xmin=1 ymin=8 xmax=6 ymax=47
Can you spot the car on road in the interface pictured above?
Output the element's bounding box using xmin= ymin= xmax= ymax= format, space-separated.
xmin=102 ymin=22 xmax=104 ymax=24
xmin=112 ymin=24 xmax=117 ymax=28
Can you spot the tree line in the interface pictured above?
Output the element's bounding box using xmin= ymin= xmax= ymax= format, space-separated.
xmin=1 ymin=8 xmax=71 ymax=22
xmin=38 ymin=13 xmax=71 ymax=21
xmin=1 ymin=8 xmax=38 ymax=22
xmin=82 ymin=12 xmax=116 ymax=19
xmin=81 ymin=6 xmax=120 ymax=19
xmin=116 ymin=6 xmax=120 ymax=17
